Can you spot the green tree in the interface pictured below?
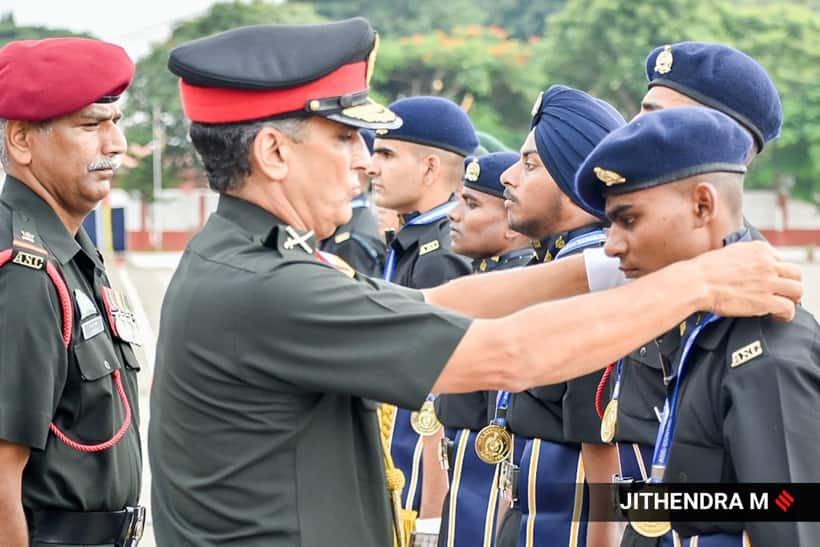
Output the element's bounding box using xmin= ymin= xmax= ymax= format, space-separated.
xmin=0 ymin=12 xmax=92 ymax=45
xmin=373 ymin=26 xmax=541 ymax=147
xmin=720 ymin=2 xmax=820 ymax=201
xmin=537 ymin=0 xmax=728 ymax=117
xmin=307 ymin=0 xmax=482 ymax=37
xmin=120 ymin=0 xmax=325 ymax=198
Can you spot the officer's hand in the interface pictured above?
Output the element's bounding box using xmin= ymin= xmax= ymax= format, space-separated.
xmin=695 ymin=241 xmax=803 ymax=321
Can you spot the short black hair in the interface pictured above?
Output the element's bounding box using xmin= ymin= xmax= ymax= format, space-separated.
xmin=189 ymin=117 xmax=306 ymax=193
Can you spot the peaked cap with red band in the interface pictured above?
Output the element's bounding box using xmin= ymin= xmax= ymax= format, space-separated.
xmin=0 ymin=37 xmax=134 ymax=122
xmin=168 ymin=18 xmax=402 ymax=130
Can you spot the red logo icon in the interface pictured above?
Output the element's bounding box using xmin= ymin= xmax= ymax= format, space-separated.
xmin=775 ymin=489 xmax=794 ymax=512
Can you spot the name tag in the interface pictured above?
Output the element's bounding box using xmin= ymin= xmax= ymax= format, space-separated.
xmin=81 ymin=315 xmax=105 ymax=340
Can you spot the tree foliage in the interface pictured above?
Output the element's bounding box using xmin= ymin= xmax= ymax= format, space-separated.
xmin=120 ymin=0 xmax=325 ymax=198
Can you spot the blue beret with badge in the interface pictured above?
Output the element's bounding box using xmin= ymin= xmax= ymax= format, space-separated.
xmin=574 ymin=107 xmax=752 ymax=218
xmin=529 ymin=85 xmax=626 ymax=216
xmin=462 ymin=151 xmax=519 ymax=198
xmin=645 ymin=42 xmax=782 ymax=151
xmin=375 ymin=96 xmax=479 ymax=157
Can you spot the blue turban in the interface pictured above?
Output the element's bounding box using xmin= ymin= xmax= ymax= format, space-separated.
xmin=645 ymin=42 xmax=782 ymax=151
xmin=375 ymin=96 xmax=479 ymax=157
xmin=529 ymin=85 xmax=626 ymax=216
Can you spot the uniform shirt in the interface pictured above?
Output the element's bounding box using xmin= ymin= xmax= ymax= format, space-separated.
xmin=383 ymin=198 xmax=471 ymax=511
xmin=387 ymin=200 xmax=471 ymax=289
xmin=612 ymin=228 xmax=767 ymax=482
xmin=0 ymin=177 xmax=142 ymax=518
xmin=495 ymin=224 xmax=605 ymax=547
xmin=149 ymin=194 xmax=472 ymax=547
xmin=621 ymin=310 xmax=820 ymax=547
xmin=508 ymin=223 xmax=608 ymax=444
xmin=319 ymin=195 xmax=385 ymax=277
xmin=435 ymin=248 xmax=534 ymax=547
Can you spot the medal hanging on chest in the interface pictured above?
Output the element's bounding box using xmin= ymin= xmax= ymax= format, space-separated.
xmin=101 ymin=286 xmax=142 ymax=346
xmin=410 ymin=397 xmax=442 ymax=436
xmin=475 ymin=391 xmax=513 ymax=464
xmin=600 ymin=359 xmax=624 ymax=443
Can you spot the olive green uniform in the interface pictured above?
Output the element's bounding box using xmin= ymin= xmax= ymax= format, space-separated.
xmin=0 ymin=177 xmax=142 ymax=546
xmin=149 ymin=194 xmax=472 ymax=547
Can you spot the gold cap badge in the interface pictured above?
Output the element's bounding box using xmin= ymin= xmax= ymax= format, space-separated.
xmin=655 ymin=45 xmax=673 ymax=75
xmin=594 ymin=167 xmax=626 ymax=186
xmin=531 ymin=91 xmax=544 ymax=117
xmin=465 ymin=159 xmax=481 ymax=182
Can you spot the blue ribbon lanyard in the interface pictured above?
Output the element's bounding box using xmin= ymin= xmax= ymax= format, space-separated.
xmin=382 ymin=201 xmax=458 ymax=281
xmin=649 ymin=313 xmax=721 ymax=482
xmin=493 ymin=390 xmax=512 ymax=427
xmin=611 ymin=359 xmax=625 ymax=402
xmin=554 ymin=229 xmax=607 ymax=260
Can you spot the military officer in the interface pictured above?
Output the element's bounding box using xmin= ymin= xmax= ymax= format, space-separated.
xmin=496 ymin=85 xmax=626 ymax=547
xmin=602 ymin=44 xmax=786 ymax=545
xmin=368 ymin=96 xmax=475 ymax=525
xmin=149 ymin=18 xmax=802 ymax=547
xmin=320 ymin=129 xmax=385 ymax=276
xmin=436 ymin=151 xmax=533 ymax=547
xmin=575 ymin=107 xmax=820 ymax=547
xmin=0 ymin=38 xmax=144 ymax=546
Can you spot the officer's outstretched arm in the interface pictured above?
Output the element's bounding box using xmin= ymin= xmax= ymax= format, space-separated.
xmin=0 ymin=439 xmax=30 ymax=546
xmin=431 ymin=241 xmax=802 ymax=394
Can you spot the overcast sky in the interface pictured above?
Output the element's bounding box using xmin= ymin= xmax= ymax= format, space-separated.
xmin=0 ymin=0 xmax=219 ymax=60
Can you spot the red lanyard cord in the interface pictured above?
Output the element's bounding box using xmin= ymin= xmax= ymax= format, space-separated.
xmin=0 ymin=249 xmax=131 ymax=452
xmin=595 ymin=362 xmax=615 ymax=419
xmin=49 ymin=369 xmax=132 ymax=452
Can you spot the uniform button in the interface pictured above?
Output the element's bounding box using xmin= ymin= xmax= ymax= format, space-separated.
xmin=104 ymin=360 xmax=112 ymax=370
xmin=640 ymin=347 xmax=647 ymax=357
xmin=678 ymin=472 xmax=688 ymax=482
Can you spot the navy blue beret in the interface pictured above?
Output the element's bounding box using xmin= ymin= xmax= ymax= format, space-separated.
xmin=375 ymin=96 xmax=478 ymax=157
xmin=462 ymin=151 xmax=519 ymax=198
xmin=645 ymin=42 xmax=782 ymax=151
xmin=574 ymin=107 xmax=752 ymax=217
xmin=360 ymin=129 xmax=375 ymax=154
xmin=529 ymin=85 xmax=626 ymax=215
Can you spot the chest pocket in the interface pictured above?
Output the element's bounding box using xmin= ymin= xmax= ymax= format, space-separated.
xmin=74 ymin=333 xmax=123 ymax=381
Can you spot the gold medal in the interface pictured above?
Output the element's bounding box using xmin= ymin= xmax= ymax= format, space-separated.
xmin=410 ymin=400 xmax=442 ymax=436
xmin=630 ymin=520 xmax=672 ymax=537
xmin=474 ymin=423 xmax=513 ymax=464
xmin=600 ymin=399 xmax=618 ymax=443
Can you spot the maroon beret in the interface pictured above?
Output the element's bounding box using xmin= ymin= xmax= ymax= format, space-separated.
xmin=0 ymin=37 xmax=134 ymax=122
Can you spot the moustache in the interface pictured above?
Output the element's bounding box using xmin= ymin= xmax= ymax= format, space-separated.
xmin=87 ymin=156 xmax=122 ymax=172
xmin=503 ymin=190 xmax=517 ymax=203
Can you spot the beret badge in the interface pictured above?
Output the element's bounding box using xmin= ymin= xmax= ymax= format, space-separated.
xmin=594 ymin=166 xmax=626 ymax=186
xmin=655 ymin=44 xmax=674 ymax=74
xmin=465 ymin=159 xmax=481 ymax=182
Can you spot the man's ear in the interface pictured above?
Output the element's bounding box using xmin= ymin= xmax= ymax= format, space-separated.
xmin=5 ymin=120 xmax=34 ymax=166
xmin=251 ymin=126 xmax=291 ymax=181
xmin=692 ymin=181 xmax=718 ymax=228
xmin=420 ymin=154 xmax=441 ymax=187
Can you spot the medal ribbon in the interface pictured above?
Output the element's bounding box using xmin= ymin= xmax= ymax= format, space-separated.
xmin=649 ymin=313 xmax=721 ymax=482
xmin=492 ymin=390 xmax=512 ymax=427
xmin=382 ymin=201 xmax=458 ymax=282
